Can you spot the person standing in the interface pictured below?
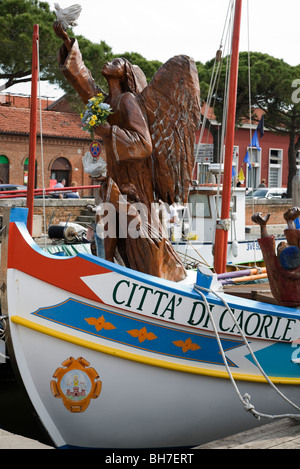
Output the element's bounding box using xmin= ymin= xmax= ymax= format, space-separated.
xmin=258 ymin=178 xmax=266 ymax=187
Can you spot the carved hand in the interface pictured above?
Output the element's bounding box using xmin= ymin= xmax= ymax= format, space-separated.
xmin=53 ymin=20 xmax=72 ymax=51
xmin=251 ymin=212 xmax=271 ymax=238
xmin=251 ymin=212 xmax=271 ymax=226
xmin=284 ymin=207 xmax=300 ymax=222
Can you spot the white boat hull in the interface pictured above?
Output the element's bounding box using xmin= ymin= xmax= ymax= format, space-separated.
xmin=3 ymin=208 xmax=300 ymax=448
xmin=174 ymin=237 xmax=284 ymax=267
xmin=9 ymin=321 xmax=300 ymax=448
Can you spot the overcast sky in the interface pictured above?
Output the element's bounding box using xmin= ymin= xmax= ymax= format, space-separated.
xmin=3 ymin=0 xmax=300 ymax=97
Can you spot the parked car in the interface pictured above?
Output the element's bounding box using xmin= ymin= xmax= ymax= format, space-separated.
xmin=246 ymin=187 xmax=287 ymax=199
xmin=0 ymin=184 xmax=27 ymax=195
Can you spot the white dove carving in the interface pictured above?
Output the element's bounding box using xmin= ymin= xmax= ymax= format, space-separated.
xmin=54 ymin=3 xmax=82 ymax=30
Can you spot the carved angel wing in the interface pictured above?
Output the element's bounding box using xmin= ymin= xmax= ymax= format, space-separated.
xmin=139 ymin=56 xmax=200 ymax=204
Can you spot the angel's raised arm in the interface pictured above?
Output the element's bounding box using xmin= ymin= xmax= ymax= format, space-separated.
xmin=55 ymin=35 xmax=105 ymax=104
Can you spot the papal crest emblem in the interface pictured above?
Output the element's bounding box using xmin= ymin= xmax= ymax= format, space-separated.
xmin=50 ymin=356 xmax=102 ymax=413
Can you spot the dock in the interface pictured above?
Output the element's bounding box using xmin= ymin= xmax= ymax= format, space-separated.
xmin=0 ymin=429 xmax=54 ymax=449
xmin=196 ymin=418 xmax=300 ymax=449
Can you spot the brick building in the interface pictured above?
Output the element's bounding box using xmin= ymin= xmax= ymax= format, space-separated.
xmin=195 ymin=108 xmax=300 ymax=189
xmin=0 ymin=93 xmax=104 ymax=197
xmin=1 ymin=93 xmax=298 ymax=195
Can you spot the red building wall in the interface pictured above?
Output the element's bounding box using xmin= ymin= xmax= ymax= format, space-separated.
xmin=196 ymin=124 xmax=290 ymax=188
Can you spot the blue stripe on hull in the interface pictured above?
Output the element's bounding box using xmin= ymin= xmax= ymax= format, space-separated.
xmin=32 ymin=298 xmax=244 ymax=367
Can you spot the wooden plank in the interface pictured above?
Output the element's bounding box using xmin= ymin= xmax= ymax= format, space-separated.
xmin=196 ymin=418 xmax=300 ymax=449
xmin=234 ymin=421 xmax=300 ymax=449
xmin=223 ymin=282 xmax=277 ymax=305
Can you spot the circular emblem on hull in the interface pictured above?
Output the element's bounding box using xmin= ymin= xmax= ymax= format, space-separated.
xmin=50 ymin=357 xmax=102 ymax=413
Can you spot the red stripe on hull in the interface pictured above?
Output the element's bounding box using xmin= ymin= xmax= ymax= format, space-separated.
xmin=8 ymin=223 xmax=110 ymax=303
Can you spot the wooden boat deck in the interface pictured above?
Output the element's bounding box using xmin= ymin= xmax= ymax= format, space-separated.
xmin=195 ymin=418 xmax=300 ymax=449
xmin=223 ymin=282 xmax=277 ymax=305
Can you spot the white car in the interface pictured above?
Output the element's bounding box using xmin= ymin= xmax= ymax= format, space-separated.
xmin=246 ymin=187 xmax=287 ymax=199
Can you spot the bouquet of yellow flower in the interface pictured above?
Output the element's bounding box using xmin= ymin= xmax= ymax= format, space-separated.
xmin=81 ymin=93 xmax=113 ymax=139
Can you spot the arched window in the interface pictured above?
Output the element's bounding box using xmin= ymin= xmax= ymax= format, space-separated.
xmin=0 ymin=155 xmax=9 ymax=184
xmin=50 ymin=157 xmax=71 ymax=186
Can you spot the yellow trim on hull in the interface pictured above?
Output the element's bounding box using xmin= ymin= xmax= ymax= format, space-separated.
xmin=10 ymin=315 xmax=300 ymax=385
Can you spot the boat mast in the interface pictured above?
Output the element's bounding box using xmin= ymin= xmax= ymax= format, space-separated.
xmin=26 ymin=24 xmax=39 ymax=236
xmin=213 ymin=0 xmax=242 ymax=274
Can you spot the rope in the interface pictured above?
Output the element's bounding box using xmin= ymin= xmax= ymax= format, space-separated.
xmin=194 ymin=281 xmax=300 ymax=420
xmin=194 ymin=0 xmax=234 ymax=181
xmin=245 ymin=0 xmax=259 ymax=268
xmin=181 ymin=233 xmax=212 ymax=268
xmin=215 ymin=1 xmax=234 ymax=220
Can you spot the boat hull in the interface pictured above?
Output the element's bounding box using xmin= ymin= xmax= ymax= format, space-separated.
xmin=173 ymin=237 xmax=284 ymax=268
xmin=7 ymin=321 xmax=300 ymax=448
xmin=3 ymin=208 xmax=300 ymax=448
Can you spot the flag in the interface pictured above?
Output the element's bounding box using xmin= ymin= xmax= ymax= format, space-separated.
xmin=238 ymin=167 xmax=245 ymax=182
xmin=232 ymin=166 xmax=236 ymax=178
xmin=243 ymin=151 xmax=251 ymax=169
xmin=250 ymin=129 xmax=261 ymax=150
xmin=257 ymin=116 xmax=264 ymax=138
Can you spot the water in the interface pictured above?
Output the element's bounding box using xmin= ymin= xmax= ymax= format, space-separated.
xmin=0 ymin=361 xmax=54 ymax=447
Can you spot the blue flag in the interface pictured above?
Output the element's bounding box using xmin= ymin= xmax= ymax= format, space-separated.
xmin=232 ymin=166 xmax=236 ymax=178
xmin=257 ymin=116 xmax=264 ymax=138
xmin=243 ymin=151 xmax=251 ymax=169
xmin=251 ymin=129 xmax=261 ymax=150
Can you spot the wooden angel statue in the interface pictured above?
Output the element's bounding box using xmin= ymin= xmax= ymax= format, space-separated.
xmin=53 ymin=20 xmax=200 ymax=281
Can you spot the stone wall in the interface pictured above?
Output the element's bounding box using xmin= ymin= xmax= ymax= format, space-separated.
xmin=0 ymin=197 xmax=294 ymax=238
xmin=0 ymin=197 xmax=94 ymax=233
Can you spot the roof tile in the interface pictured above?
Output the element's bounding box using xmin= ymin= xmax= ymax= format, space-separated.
xmin=0 ymin=94 xmax=90 ymax=140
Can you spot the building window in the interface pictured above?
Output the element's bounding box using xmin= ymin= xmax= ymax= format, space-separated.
xmin=194 ymin=144 xmax=213 ymax=183
xmin=50 ymin=157 xmax=71 ymax=186
xmin=0 ymin=155 xmax=9 ymax=183
xmin=189 ymin=193 xmax=211 ymax=218
xmin=232 ymin=145 xmax=239 ymax=180
xmin=246 ymin=147 xmax=261 ymax=188
xmin=268 ymin=149 xmax=282 ymax=187
xmin=296 ymin=151 xmax=300 ymax=176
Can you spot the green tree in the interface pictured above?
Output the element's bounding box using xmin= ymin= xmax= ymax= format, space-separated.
xmin=253 ymin=58 xmax=300 ymax=197
xmin=0 ymin=0 xmax=162 ymax=116
xmin=119 ymin=52 xmax=162 ymax=82
xmin=0 ymin=0 xmax=114 ymax=96
xmin=0 ymin=0 xmax=60 ymax=90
